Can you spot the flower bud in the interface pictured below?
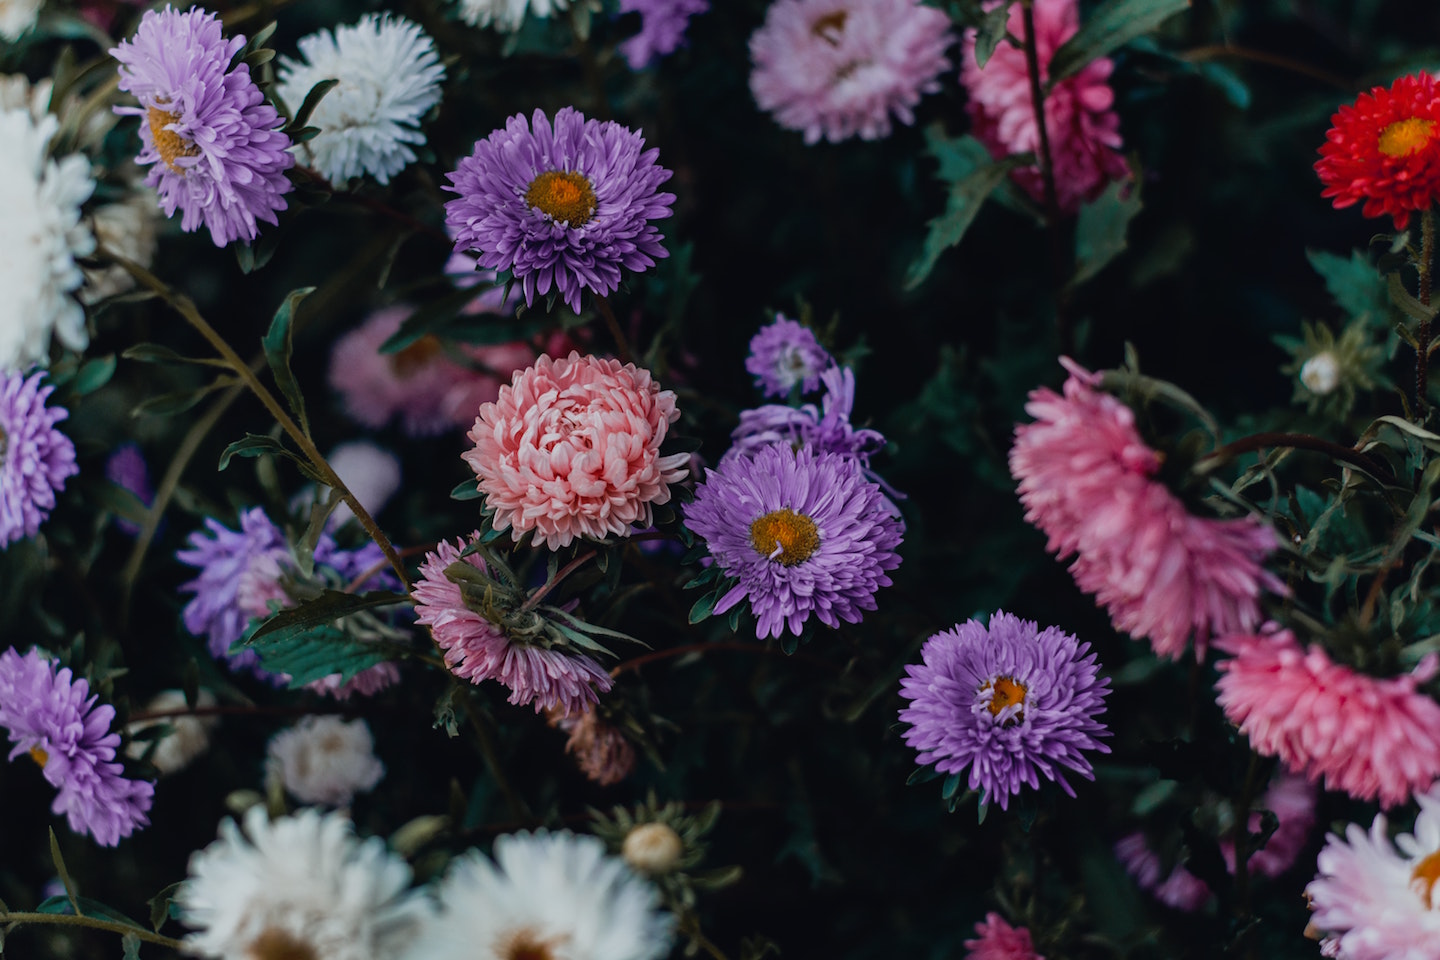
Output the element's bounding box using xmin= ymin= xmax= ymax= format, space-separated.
xmin=622 ymin=822 xmax=684 ymax=874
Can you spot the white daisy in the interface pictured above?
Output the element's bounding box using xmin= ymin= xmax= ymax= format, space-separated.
xmin=406 ymin=830 xmax=674 ymax=960
xmin=1306 ymin=781 xmax=1440 ymax=959
xmin=455 ymin=0 xmax=572 ymax=33
xmin=265 ymin=715 xmax=385 ymax=807
xmin=277 ymin=14 xmax=445 ymax=186
xmin=125 ymin=688 xmax=219 ymax=776
xmin=178 ymin=806 xmax=427 ymax=960
xmin=0 ymin=107 xmax=94 ymax=372
xmin=0 ymin=0 xmax=42 ymax=41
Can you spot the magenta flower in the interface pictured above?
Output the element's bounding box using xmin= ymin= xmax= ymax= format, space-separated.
xmin=960 ymin=0 xmax=1128 ymax=214
xmin=1215 ymin=628 xmax=1440 ymax=808
xmin=964 ymin=912 xmax=1044 ymax=960
xmin=619 ymin=0 xmax=708 ymax=70
xmin=0 ymin=369 xmax=77 ymax=548
xmin=745 ymin=314 xmax=831 ymax=398
xmin=445 ymin=107 xmax=675 ymax=314
xmin=0 ymin=648 xmax=153 ymax=846
xmin=111 ymin=5 xmax=294 ymax=246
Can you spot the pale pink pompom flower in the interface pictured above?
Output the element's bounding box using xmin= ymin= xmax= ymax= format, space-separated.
xmin=961 ymin=0 xmax=1129 ymax=214
xmin=964 ymin=913 xmax=1044 ymax=960
xmin=412 ymin=535 xmax=613 ymax=715
xmin=463 ymin=352 xmax=689 ymax=550
xmin=1215 ymin=628 xmax=1440 ymax=808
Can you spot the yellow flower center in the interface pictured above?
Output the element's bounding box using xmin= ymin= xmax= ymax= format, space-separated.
xmin=28 ymin=745 xmax=48 ymax=767
xmin=146 ymin=104 xmax=200 ymax=173
xmin=390 ymin=334 xmax=443 ymax=377
xmin=1379 ymin=117 xmax=1438 ymax=158
xmin=749 ymin=508 xmax=820 ymax=566
xmin=811 ymin=11 xmax=847 ymax=44
xmin=981 ymin=676 xmax=1027 ymax=725
xmin=1412 ymin=849 xmax=1440 ymax=908
xmin=247 ymin=929 xmax=318 ymax=960
xmin=524 ymin=170 xmax=597 ymax=226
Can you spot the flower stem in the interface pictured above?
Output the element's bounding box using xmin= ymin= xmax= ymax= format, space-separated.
xmin=0 ymin=912 xmax=186 ymax=951
xmin=520 ymin=550 xmax=597 ymax=612
xmin=1416 ymin=208 xmax=1435 ymax=412
xmin=1019 ymin=0 xmax=1072 ymax=352
xmin=611 ymin=641 xmax=839 ymax=677
xmin=1195 ymin=431 xmax=1394 ymax=484
xmin=594 ymin=294 xmax=635 ymax=364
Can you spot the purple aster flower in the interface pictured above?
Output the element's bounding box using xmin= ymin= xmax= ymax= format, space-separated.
xmin=444 ymin=107 xmax=675 ymax=314
xmin=745 ymin=314 xmax=831 ymax=398
xmin=898 ymin=611 xmax=1110 ymax=811
xmin=105 ymin=442 xmax=153 ymax=536
xmin=111 ymin=5 xmax=294 ymax=247
xmin=0 ymin=369 xmax=78 ymax=548
xmin=0 ymin=648 xmax=154 ymax=846
xmin=684 ymin=444 xmax=903 ymax=639
xmin=619 ymin=0 xmax=708 ymax=70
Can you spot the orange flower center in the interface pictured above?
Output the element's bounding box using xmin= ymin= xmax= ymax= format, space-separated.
xmin=28 ymin=745 xmax=48 ymax=767
xmin=749 ymin=508 xmax=820 ymax=566
xmin=811 ymin=11 xmax=847 ymax=44
xmin=496 ymin=927 xmax=566 ymax=960
xmin=1378 ymin=117 xmax=1438 ymax=158
xmin=146 ymin=104 xmax=200 ymax=173
xmin=981 ymin=676 xmax=1027 ymax=725
xmin=391 ymin=334 xmax=443 ymax=377
xmin=247 ymin=928 xmax=318 ymax=960
xmin=524 ymin=170 xmax=597 ymax=226
xmin=1412 ymin=849 xmax=1440 ymax=908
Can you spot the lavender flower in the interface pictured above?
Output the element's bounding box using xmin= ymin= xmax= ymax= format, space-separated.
xmin=684 ymin=444 xmax=903 ymax=638
xmin=745 ymin=315 xmax=831 ymax=398
xmin=0 ymin=369 xmax=78 ymax=548
xmin=111 ymin=6 xmax=294 ymax=247
xmin=0 ymin=648 xmax=154 ymax=846
xmin=898 ymin=611 xmax=1110 ymax=811
xmin=177 ymin=507 xmax=291 ymax=674
xmin=444 ymin=107 xmax=675 ymax=313
xmin=619 ymin=0 xmax=709 ymax=70
xmin=105 ymin=443 xmax=153 ymax=536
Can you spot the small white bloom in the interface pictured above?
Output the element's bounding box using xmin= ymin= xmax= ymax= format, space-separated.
xmin=126 ymin=688 xmax=219 ymax=776
xmin=277 ymin=14 xmax=445 ymax=186
xmin=1301 ymin=351 xmax=1341 ymax=395
xmin=82 ymin=190 xmax=158 ymax=305
xmin=622 ymin=822 xmax=684 ymax=874
xmin=0 ymin=0 xmax=42 ymax=41
xmin=326 ymin=440 xmax=402 ymax=527
xmin=178 ymin=806 xmax=428 ymax=960
xmin=266 ymin=715 xmax=385 ymax=807
xmin=405 ymin=830 xmax=674 ymax=960
xmin=455 ymin=0 xmax=572 ymax=32
xmin=0 ymin=107 xmax=95 ymax=372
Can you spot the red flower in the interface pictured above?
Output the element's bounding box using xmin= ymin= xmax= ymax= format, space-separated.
xmin=1315 ymin=73 xmax=1440 ymax=229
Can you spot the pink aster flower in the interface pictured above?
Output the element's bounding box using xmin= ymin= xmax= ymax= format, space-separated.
xmin=1010 ymin=359 xmax=1284 ymax=660
xmin=463 ymin=352 xmax=688 ymax=550
xmin=964 ymin=913 xmax=1044 ymax=960
xmin=749 ymin=0 xmax=954 ymax=145
xmin=961 ymin=0 xmax=1129 ymax=214
xmin=412 ymin=535 xmax=614 ymax=714
xmin=1222 ymin=771 xmax=1317 ymax=879
xmin=1215 ymin=628 xmax=1440 ymax=808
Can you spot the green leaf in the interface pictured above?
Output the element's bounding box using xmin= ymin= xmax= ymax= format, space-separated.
xmin=296 ymin=487 xmax=343 ymax=578
xmin=249 ymin=589 xmax=408 ymax=643
xmin=1048 ymin=0 xmax=1191 ymax=85
xmin=905 ymin=132 xmax=1025 ymax=289
xmin=122 ymin=343 xmax=228 ymax=368
xmin=284 ymin=78 xmax=339 ymax=132
xmin=1071 ymin=177 xmax=1142 ymax=287
xmin=131 ymin=377 xmax=238 ymax=418
xmin=70 ymin=354 xmax=116 ymax=396
xmin=35 ymin=896 xmax=147 ymax=929
xmin=450 ymin=478 xmax=483 ymax=501
xmin=238 ymin=625 xmax=395 ymax=687
xmin=218 ymin=433 xmax=290 ymax=471
xmin=688 ymin=589 xmax=719 ymax=624
xmin=48 ymin=829 xmax=80 ymax=916
xmin=122 ymin=932 xmax=142 ymax=960
xmin=263 ymin=287 xmax=315 ymax=436
xmin=1307 ymin=248 xmax=1391 ymax=323
xmin=972 ymin=1 xmax=1017 ymax=68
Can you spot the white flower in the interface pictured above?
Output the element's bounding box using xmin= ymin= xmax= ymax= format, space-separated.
xmin=0 ymin=0 xmax=42 ymax=41
xmin=178 ymin=806 xmax=427 ymax=960
xmin=277 ymin=14 xmax=445 ymax=186
xmin=455 ymin=0 xmax=572 ymax=32
xmin=266 ymin=715 xmax=385 ymax=807
xmin=1301 ymin=351 xmax=1341 ymax=395
xmin=0 ymin=73 xmax=51 ymax=118
xmin=327 ymin=440 xmax=402 ymax=527
xmin=125 ymin=688 xmax=219 ymax=776
xmin=1306 ymin=781 xmax=1440 ymax=959
xmin=0 ymin=107 xmax=95 ymax=372
xmin=405 ymin=830 xmax=674 ymax=960
xmin=82 ymin=191 xmax=158 ymax=305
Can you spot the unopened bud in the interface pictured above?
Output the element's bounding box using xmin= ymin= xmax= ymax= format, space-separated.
xmin=622 ymin=822 xmax=684 ymax=874
xmin=1300 ymin=352 xmax=1340 ymax=395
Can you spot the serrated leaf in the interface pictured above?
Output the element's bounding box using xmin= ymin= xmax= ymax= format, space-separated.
xmin=450 ymin=478 xmax=483 ymax=501
xmin=1071 ymin=177 xmax=1142 ymax=287
xmin=249 ymin=589 xmax=408 ymax=643
xmin=1306 ymin=248 xmax=1390 ymax=323
xmin=263 ymin=287 xmax=315 ymax=436
xmin=905 ymin=134 xmax=1025 ymax=289
xmin=238 ymin=625 xmax=395 ymax=687
xmin=284 ymin=78 xmax=339 ymax=131
xmin=1048 ymin=0 xmax=1190 ymax=85
xmin=218 ymin=433 xmax=290 ymax=471
xmin=972 ymin=1 xmax=1016 ymax=68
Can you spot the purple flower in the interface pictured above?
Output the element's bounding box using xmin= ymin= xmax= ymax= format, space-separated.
xmin=745 ymin=315 xmax=831 ymax=398
xmin=684 ymin=444 xmax=903 ymax=639
xmin=105 ymin=443 xmax=153 ymax=536
xmin=619 ymin=0 xmax=708 ymax=70
xmin=0 ymin=370 xmax=78 ymax=548
xmin=0 ymin=648 xmax=153 ymax=846
xmin=111 ymin=5 xmax=294 ymax=247
xmin=898 ymin=611 xmax=1110 ymax=811
xmin=444 ymin=107 xmax=675 ymax=314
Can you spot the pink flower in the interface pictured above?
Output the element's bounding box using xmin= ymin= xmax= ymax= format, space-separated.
xmin=749 ymin=0 xmax=953 ymax=145
xmin=1215 ymin=629 xmax=1440 ymax=808
xmin=305 ymin=663 xmax=401 ymax=701
xmin=463 ymin=352 xmax=689 ymax=550
xmin=328 ymin=304 xmax=543 ymax=437
xmin=1221 ymin=771 xmax=1316 ymax=879
xmin=1010 ymin=359 xmax=1284 ymax=659
xmin=964 ymin=913 xmax=1044 ymax=960
xmin=1113 ymin=833 xmax=1212 ymax=911
xmin=412 ymin=535 xmax=613 ymax=715
xmin=961 ymin=0 xmax=1128 ymax=214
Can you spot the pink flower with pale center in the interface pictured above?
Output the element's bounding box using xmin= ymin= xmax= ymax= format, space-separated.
xmin=961 ymin=0 xmax=1129 ymax=214
xmin=1215 ymin=628 xmax=1440 ymax=808
xmin=463 ymin=352 xmax=689 ymax=550
xmin=964 ymin=913 xmax=1044 ymax=960
xmin=411 ymin=535 xmax=614 ymax=715
xmin=1010 ymin=359 xmax=1284 ymax=660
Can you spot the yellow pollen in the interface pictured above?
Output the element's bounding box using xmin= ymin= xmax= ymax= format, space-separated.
xmin=811 ymin=11 xmax=847 ymax=43
xmin=391 ymin=334 xmax=443 ymax=377
xmin=981 ymin=676 xmax=1027 ymax=725
xmin=1379 ymin=117 xmax=1438 ymax=158
xmin=1412 ymin=849 xmax=1440 ymax=908
xmin=749 ymin=508 xmax=821 ymax=566
xmin=524 ymin=170 xmax=597 ymax=226
xmin=27 ymin=745 xmax=48 ymax=767
xmin=146 ymin=105 xmax=200 ymax=173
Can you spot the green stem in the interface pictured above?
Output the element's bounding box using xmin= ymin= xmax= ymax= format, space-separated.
xmin=1019 ymin=0 xmax=1072 ymax=352
xmin=1416 ymin=209 xmax=1435 ymax=411
xmin=520 ymin=550 xmax=596 ymax=612
xmin=1195 ymin=431 xmax=1393 ymax=484
xmin=594 ymin=294 xmax=635 ymax=364
xmin=0 ymin=912 xmax=185 ymax=950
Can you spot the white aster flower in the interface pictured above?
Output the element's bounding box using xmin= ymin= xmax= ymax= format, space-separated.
xmin=0 ymin=107 xmax=95 ymax=372
xmin=82 ymin=190 xmax=158 ymax=305
xmin=266 ymin=715 xmax=385 ymax=807
xmin=1306 ymin=781 xmax=1440 ymax=959
xmin=326 ymin=440 xmax=402 ymax=527
xmin=178 ymin=806 xmax=427 ymax=960
xmin=0 ymin=0 xmax=41 ymax=41
xmin=455 ymin=0 xmax=571 ymax=32
xmin=277 ymin=14 xmax=445 ymax=186
xmin=406 ymin=830 xmax=673 ymax=960
xmin=125 ymin=688 xmax=219 ymax=776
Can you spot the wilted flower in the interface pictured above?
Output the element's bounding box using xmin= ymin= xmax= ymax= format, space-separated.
xmin=0 ymin=369 xmax=79 ymax=548
xmin=456 ymin=0 xmax=569 ymax=31
xmin=553 ymin=706 xmax=637 ymax=786
xmin=964 ymin=912 xmax=1044 ymax=960
xmin=125 ymin=688 xmax=218 ymax=776
xmin=266 ymin=716 xmax=385 ymax=807
xmin=81 ymin=191 xmax=158 ymax=306
xmin=745 ymin=314 xmax=831 ymax=398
